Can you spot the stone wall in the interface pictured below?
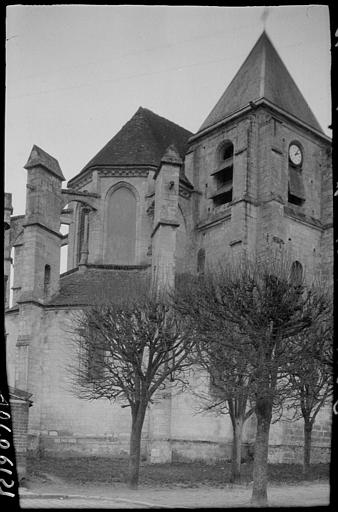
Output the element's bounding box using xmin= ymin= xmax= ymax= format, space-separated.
xmin=9 ymin=389 xmax=32 ymax=480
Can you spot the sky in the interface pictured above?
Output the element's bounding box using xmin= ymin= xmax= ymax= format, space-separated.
xmin=5 ymin=5 xmax=332 ymax=217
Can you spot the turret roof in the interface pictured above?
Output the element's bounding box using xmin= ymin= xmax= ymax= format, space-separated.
xmin=24 ymin=145 xmax=65 ymax=180
xmin=199 ymin=31 xmax=323 ymax=134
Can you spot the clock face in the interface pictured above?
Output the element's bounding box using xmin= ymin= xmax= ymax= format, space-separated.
xmin=289 ymin=144 xmax=302 ymax=166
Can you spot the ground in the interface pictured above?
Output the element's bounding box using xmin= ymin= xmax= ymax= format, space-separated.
xmin=19 ymin=456 xmax=331 ymax=508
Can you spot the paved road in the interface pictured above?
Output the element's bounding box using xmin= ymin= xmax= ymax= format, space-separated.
xmin=19 ymin=482 xmax=330 ymax=509
xmin=20 ymin=496 xmax=156 ymax=509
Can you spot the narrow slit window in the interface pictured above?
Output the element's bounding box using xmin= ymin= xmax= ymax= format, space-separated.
xmin=44 ymin=264 xmax=51 ymax=296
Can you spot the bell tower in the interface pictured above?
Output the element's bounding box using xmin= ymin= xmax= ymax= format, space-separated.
xmin=186 ymin=31 xmax=331 ymax=278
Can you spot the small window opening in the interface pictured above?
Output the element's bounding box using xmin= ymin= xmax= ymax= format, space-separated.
xmin=290 ymin=261 xmax=303 ymax=285
xmin=44 ymin=264 xmax=51 ymax=296
xmin=222 ymin=143 xmax=233 ymax=161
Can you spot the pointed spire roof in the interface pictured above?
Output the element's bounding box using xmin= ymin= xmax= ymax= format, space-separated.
xmin=77 ymin=107 xmax=192 ymax=174
xmin=199 ymin=31 xmax=323 ymax=134
xmin=24 ymin=145 xmax=65 ymax=180
xmin=161 ymin=144 xmax=183 ymax=165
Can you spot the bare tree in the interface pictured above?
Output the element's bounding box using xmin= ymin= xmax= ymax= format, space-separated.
xmin=68 ymin=297 xmax=195 ymax=489
xmin=190 ymin=326 xmax=255 ymax=484
xmin=285 ymin=314 xmax=333 ymax=477
xmin=172 ymin=255 xmax=330 ymax=506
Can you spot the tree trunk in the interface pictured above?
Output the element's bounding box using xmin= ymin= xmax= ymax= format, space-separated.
xmin=251 ymin=399 xmax=272 ymax=507
xmin=303 ymin=420 xmax=313 ymax=478
xmin=230 ymin=417 xmax=244 ymax=483
xmin=128 ymin=404 xmax=147 ymax=490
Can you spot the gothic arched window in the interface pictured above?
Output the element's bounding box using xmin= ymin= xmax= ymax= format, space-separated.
xmin=105 ymin=185 xmax=137 ymax=265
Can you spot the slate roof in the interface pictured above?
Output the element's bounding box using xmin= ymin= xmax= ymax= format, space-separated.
xmin=199 ymin=31 xmax=323 ymax=133
xmin=75 ymin=107 xmax=192 ymax=175
xmin=24 ymin=145 xmax=65 ymax=180
xmin=47 ymin=267 xmax=151 ymax=307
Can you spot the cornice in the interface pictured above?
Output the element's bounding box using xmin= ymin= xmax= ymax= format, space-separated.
xmin=284 ymin=206 xmax=323 ymax=231
xmin=189 ymin=99 xmax=331 ymax=145
xmin=151 ymin=220 xmax=180 ymax=238
xmin=68 ymin=165 xmax=156 ymax=189
xmin=196 ymin=210 xmax=231 ymax=231
xmin=22 ymin=221 xmax=64 ymax=239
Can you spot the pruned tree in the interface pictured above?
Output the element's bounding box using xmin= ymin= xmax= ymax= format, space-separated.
xmin=189 ymin=325 xmax=255 ymax=484
xmin=172 ymin=255 xmax=330 ymax=506
xmin=68 ymin=297 xmax=195 ymax=489
xmin=285 ymin=313 xmax=333 ymax=477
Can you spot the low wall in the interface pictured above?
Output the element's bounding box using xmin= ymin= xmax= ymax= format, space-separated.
xmin=27 ymin=433 xmax=330 ymax=465
xmin=29 ymin=432 xmax=146 ymax=458
xmin=171 ymin=439 xmax=254 ymax=463
xmin=269 ymin=444 xmax=330 ymax=464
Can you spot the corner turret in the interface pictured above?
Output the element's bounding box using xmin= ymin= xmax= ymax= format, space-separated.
xmin=19 ymin=146 xmax=65 ymax=302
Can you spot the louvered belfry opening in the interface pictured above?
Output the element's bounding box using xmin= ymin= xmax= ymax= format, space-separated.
xmin=211 ymin=141 xmax=234 ymax=206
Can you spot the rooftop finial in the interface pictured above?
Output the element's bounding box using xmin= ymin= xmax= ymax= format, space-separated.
xmin=260 ymin=7 xmax=270 ymax=30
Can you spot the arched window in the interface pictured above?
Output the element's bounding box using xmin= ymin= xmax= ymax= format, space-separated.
xmin=197 ymin=248 xmax=206 ymax=274
xmin=290 ymin=260 xmax=303 ymax=285
xmin=220 ymin=141 xmax=234 ymax=162
xmin=105 ymin=185 xmax=137 ymax=265
xmin=44 ymin=264 xmax=51 ymax=296
xmin=211 ymin=140 xmax=234 ymax=206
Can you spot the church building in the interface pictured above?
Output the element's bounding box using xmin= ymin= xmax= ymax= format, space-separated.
xmin=5 ymin=32 xmax=332 ymax=464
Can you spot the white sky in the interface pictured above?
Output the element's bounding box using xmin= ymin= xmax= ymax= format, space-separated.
xmin=5 ymin=5 xmax=332 ymax=216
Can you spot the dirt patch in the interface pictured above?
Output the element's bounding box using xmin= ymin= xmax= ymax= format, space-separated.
xmin=26 ymin=455 xmax=329 ymax=488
